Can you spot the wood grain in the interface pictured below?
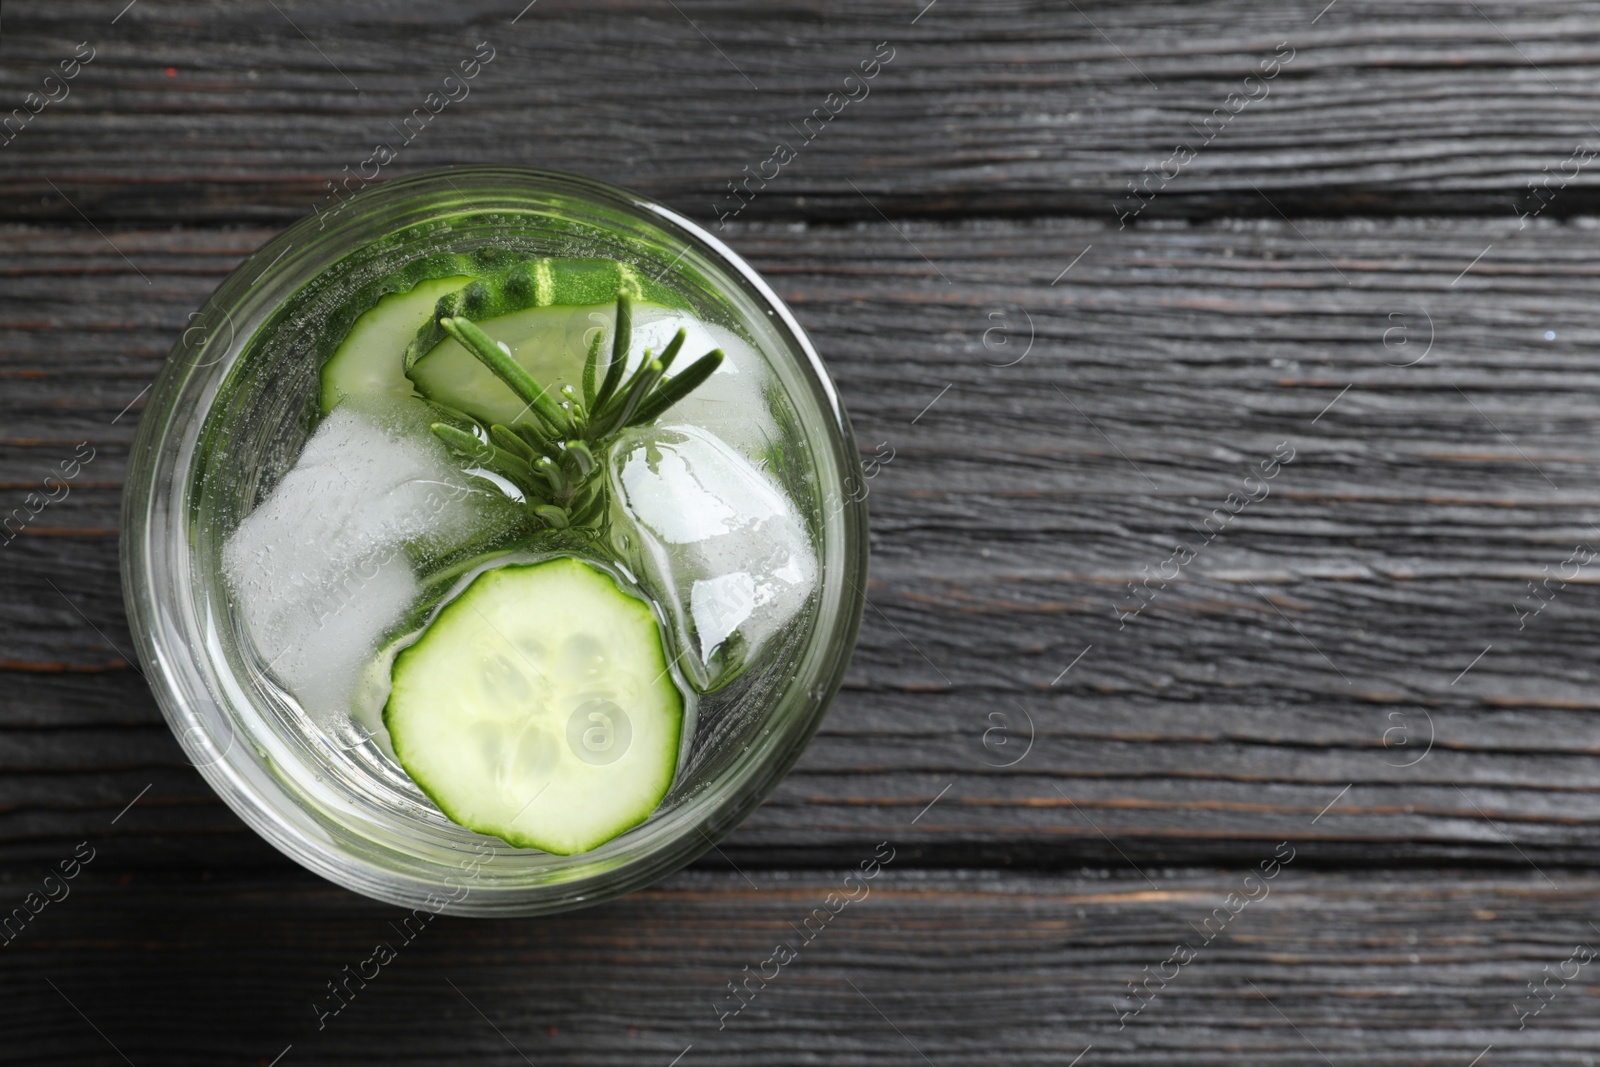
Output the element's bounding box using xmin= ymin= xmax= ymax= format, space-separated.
xmin=2 ymin=866 xmax=1599 ymax=1065
xmin=8 ymin=0 xmax=1600 ymax=1058
xmin=6 ymin=218 xmax=1600 ymax=871
xmin=5 ymin=0 xmax=1600 ymax=225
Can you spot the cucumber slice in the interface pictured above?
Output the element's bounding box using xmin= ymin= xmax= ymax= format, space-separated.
xmin=403 ymin=258 xmax=688 ymax=371
xmin=312 ymin=247 xmax=527 ymax=366
xmin=384 ymin=557 xmax=684 ymax=854
xmin=408 ymin=302 xmax=608 ymax=429
xmin=319 ymin=276 xmax=474 ymax=415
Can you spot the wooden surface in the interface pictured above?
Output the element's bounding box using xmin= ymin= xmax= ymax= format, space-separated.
xmin=7 ymin=0 xmax=1600 ymax=1062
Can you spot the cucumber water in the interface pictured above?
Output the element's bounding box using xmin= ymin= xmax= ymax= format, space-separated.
xmin=223 ymin=249 xmax=817 ymax=856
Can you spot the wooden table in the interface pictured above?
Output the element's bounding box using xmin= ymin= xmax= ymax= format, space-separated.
xmin=5 ymin=1 xmax=1600 ymax=1062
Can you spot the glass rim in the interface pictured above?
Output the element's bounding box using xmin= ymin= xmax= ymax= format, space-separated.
xmin=120 ymin=165 xmax=869 ymax=915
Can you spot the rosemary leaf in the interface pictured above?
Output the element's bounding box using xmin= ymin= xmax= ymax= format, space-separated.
xmin=534 ymin=454 xmax=567 ymax=495
xmin=628 ymin=349 xmax=725 ymax=427
xmin=563 ymin=440 xmax=597 ymax=479
xmin=599 ymin=358 xmax=664 ymax=436
xmin=595 ymin=290 xmax=632 ymax=412
xmin=581 ymin=328 xmax=604 ymax=410
xmin=431 ymin=423 xmax=492 ymax=463
xmin=489 ymin=424 xmax=536 ymax=462
xmin=533 ymin=504 xmax=569 ymax=529
xmin=433 ymin=424 xmax=537 ymax=486
xmin=656 ymin=328 xmax=687 ymax=374
xmin=559 ymin=383 xmax=586 ymax=429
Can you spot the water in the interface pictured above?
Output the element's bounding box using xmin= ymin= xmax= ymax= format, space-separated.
xmin=222 ymin=301 xmax=817 ymax=747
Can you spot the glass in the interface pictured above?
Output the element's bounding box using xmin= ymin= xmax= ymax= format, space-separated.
xmin=121 ymin=167 xmax=868 ymax=915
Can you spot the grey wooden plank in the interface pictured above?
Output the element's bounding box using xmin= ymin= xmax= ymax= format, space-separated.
xmin=0 ymin=866 xmax=1597 ymax=1064
xmin=4 ymin=0 xmax=1600 ymax=223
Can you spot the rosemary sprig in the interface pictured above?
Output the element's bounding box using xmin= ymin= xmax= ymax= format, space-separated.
xmin=429 ymin=291 xmax=724 ymax=532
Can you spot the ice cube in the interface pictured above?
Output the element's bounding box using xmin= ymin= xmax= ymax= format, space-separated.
xmin=221 ymin=405 xmax=515 ymax=729
xmin=609 ymin=423 xmax=817 ymax=690
xmin=240 ymin=551 xmax=420 ymax=726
